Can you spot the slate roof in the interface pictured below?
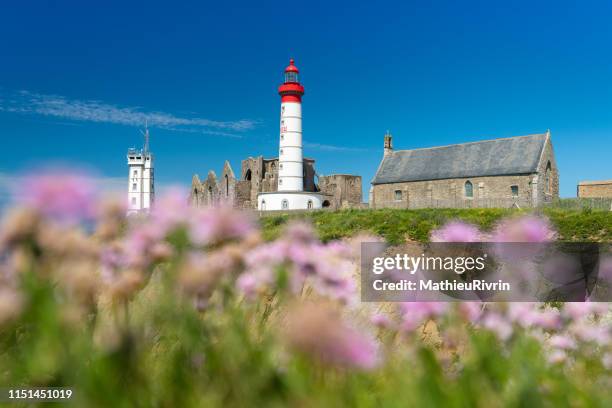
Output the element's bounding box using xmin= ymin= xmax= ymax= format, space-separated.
xmin=372 ymin=133 xmax=548 ymax=185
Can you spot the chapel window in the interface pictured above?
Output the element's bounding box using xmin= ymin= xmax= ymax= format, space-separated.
xmin=464 ymin=181 xmax=473 ymax=198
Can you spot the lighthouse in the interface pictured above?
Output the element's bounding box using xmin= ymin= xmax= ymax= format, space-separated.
xmin=258 ymin=59 xmax=323 ymax=211
xmin=277 ymin=58 xmax=305 ymax=191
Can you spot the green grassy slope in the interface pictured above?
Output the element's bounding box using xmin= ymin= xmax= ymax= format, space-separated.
xmin=260 ymin=208 xmax=612 ymax=243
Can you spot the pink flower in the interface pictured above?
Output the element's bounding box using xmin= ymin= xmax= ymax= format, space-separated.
xmin=458 ymin=302 xmax=483 ymax=322
xmin=16 ymin=171 xmax=96 ymax=223
xmin=371 ymin=313 xmax=392 ymax=329
xmin=430 ymin=221 xmax=483 ymax=242
xmin=399 ymin=302 xmax=447 ymax=331
xmin=284 ymin=302 xmax=380 ymax=370
xmin=236 ymin=273 xmax=258 ymax=299
xmin=492 ymin=216 xmax=556 ymax=242
xmin=570 ymin=322 xmax=610 ymax=346
xmin=563 ymin=302 xmax=608 ymax=320
xmin=481 ymin=313 xmax=513 ymax=341
xmin=283 ymin=221 xmax=317 ymax=243
xmin=549 ymin=334 xmax=576 ymax=350
xmin=190 ymin=205 xmax=255 ymax=246
xmin=547 ymin=349 xmax=567 ymax=364
xmin=532 ymin=309 xmax=562 ymax=330
xmin=150 ymin=188 xmax=191 ymax=231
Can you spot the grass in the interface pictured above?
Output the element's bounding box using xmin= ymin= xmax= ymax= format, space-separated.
xmin=260 ymin=208 xmax=612 ymax=244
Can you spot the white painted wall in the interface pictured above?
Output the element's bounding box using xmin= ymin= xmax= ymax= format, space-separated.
xmin=258 ymin=192 xmax=323 ymax=211
xmin=127 ymin=151 xmax=154 ymax=215
xmin=278 ymin=101 xmax=303 ymax=191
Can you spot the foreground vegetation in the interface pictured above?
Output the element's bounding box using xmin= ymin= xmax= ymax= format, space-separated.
xmin=0 ymin=173 xmax=610 ymax=407
xmin=260 ymin=208 xmax=612 ymax=243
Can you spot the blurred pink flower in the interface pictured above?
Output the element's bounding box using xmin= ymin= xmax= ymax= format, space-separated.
xmin=547 ymin=349 xmax=567 ymax=364
xmin=570 ymin=321 xmax=610 ymax=346
xmin=123 ymin=223 xmax=166 ymax=269
xmin=563 ymin=302 xmax=609 ymax=320
xmin=150 ymin=188 xmax=191 ymax=231
xmin=399 ymin=302 xmax=447 ymax=331
xmin=458 ymin=302 xmax=483 ymax=322
xmin=236 ymin=273 xmax=258 ymax=299
xmin=371 ymin=313 xmax=392 ymax=329
xmin=481 ymin=312 xmax=513 ymax=341
xmin=283 ymin=221 xmax=317 ymax=243
xmin=190 ymin=205 xmax=255 ymax=246
xmin=16 ymin=171 xmax=97 ymax=222
xmin=549 ymin=334 xmax=576 ymax=350
xmin=532 ymin=309 xmax=562 ymax=330
xmin=430 ymin=221 xmax=483 ymax=242
xmin=285 ymin=302 xmax=380 ymax=370
xmin=492 ymin=216 xmax=556 ymax=242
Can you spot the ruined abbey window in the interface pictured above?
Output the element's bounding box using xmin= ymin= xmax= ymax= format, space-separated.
xmin=545 ymin=161 xmax=552 ymax=194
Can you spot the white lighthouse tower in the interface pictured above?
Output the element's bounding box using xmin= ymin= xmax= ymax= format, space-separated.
xmin=127 ymin=126 xmax=155 ymax=215
xmin=257 ymin=59 xmax=323 ymax=211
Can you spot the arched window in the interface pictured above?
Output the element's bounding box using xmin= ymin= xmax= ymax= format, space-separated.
xmin=545 ymin=161 xmax=552 ymax=194
xmin=261 ymin=200 xmax=266 ymax=210
xmin=307 ymin=200 xmax=313 ymax=209
xmin=244 ymin=169 xmax=252 ymax=181
xmin=225 ymin=174 xmax=229 ymax=196
xmin=464 ymin=181 xmax=473 ymax=198
xmin=281 ymin=199 xmax=289 ymax=210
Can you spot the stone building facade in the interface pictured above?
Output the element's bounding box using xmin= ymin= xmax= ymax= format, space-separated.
xmin=370 ymin=131 xmax=559 ymax=209
xmin=191 ymin=156 xmax=362 ymax=210
xmin=577 ymin=180 xmax=612 ymax=198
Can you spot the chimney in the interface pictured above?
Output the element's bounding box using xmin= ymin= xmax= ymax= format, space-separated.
xmin=383 ymin=130 xmax=393 ymax=157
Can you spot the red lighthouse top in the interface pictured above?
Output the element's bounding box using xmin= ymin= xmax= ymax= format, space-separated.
xmin=279 ymin=58 xmax=304 ymax=103
xmin=285 ymin=58 xmax=299 ymax=73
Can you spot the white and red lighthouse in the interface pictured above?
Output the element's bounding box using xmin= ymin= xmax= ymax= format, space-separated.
xmin=277 ymin=59 xmax=305 ymax=191
xmin=258 ymin=59 xmax=323 ymax=211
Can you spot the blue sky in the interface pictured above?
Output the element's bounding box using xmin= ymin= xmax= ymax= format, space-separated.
xmin=1 ymin=0 xmax=611 ymax=208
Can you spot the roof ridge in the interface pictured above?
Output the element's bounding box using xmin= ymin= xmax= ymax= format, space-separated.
xmin=391 ymin=133 xmax=547 ymax=155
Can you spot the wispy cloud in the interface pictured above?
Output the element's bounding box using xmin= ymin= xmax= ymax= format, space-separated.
xmin=304 ymin=142 xmax=370 ymax=152
xmin=0 ymin=90 xmax=258 ymax=137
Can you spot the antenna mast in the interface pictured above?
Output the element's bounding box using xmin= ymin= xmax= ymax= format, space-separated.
xmin=141 ymin=120 xmax=150 ymax=154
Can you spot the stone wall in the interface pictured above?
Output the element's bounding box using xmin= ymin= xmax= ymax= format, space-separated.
xmin=578 ymin=181 xmax=612 ymax=198
xmin=318 ymin=175 xmax=363 ymax=209
xmin=371 ymin=174 xmax=537 ymax=209
xmin=533 ymin=136 xmax=559 ymax=206
xmin=192 ymin=156 xmax=327 ymax=209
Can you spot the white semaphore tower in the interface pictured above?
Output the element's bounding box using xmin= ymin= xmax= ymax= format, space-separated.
xmin=257 ymin=59 xmax=323 ymax=211
xmin=127 ymin=125 xmax=155 ymax=215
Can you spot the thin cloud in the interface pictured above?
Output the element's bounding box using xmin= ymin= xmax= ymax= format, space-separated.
xmin=0 ymin=90 xmax=258 ymax=136
xmin=304 ymin=142 xmax=369 ymax=152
